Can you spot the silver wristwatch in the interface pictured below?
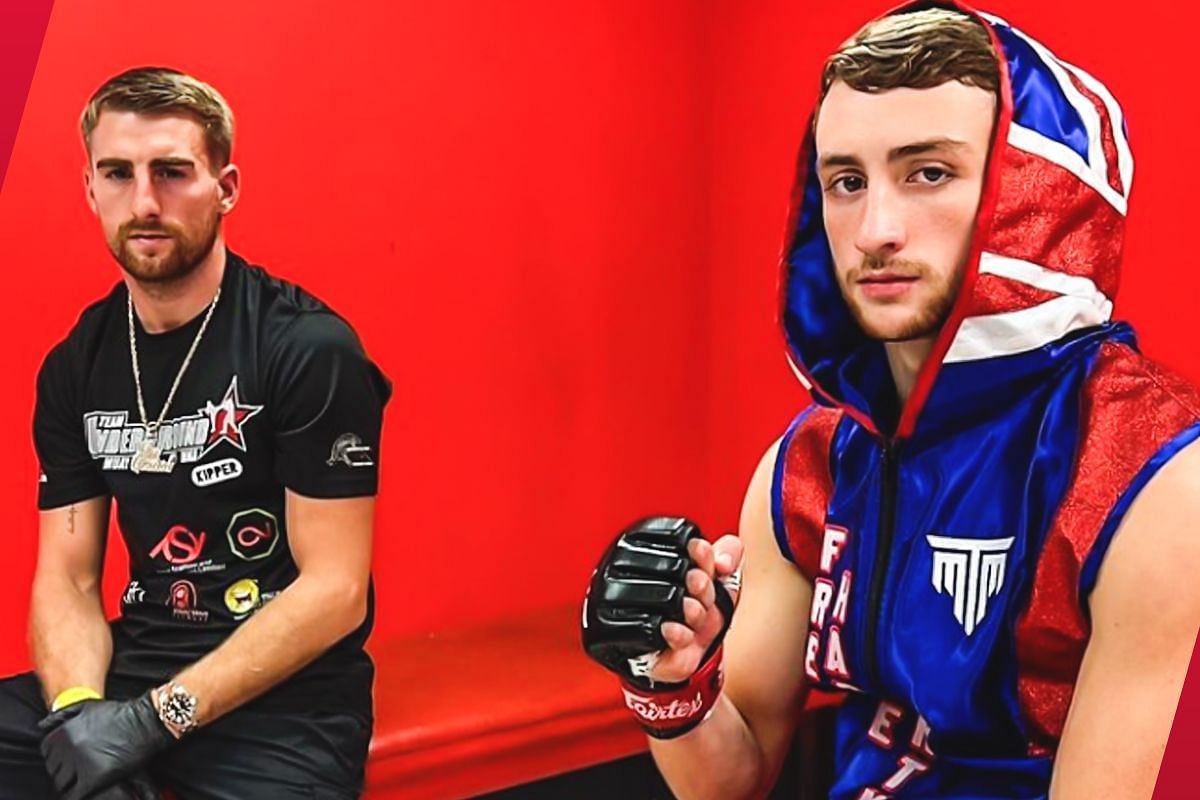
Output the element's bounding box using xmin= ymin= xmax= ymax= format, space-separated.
xmin=156 ymin=683 xmax=199 ymax=736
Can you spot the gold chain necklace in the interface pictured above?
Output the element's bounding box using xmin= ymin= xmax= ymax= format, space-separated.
xmin=126 ymin=286 xmax=221 ymax=475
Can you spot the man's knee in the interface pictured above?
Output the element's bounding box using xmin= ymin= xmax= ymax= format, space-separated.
xmin=0 ymin=672 xmax=56 ymax=800
xmin=0 ymin=672 xmax=48 ymax=742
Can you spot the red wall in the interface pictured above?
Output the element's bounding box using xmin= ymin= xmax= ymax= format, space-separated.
xmin=0 ymin=0 xmax=713 ymax=674
xmin=1 ymin=0 xmax=1196 ymax=687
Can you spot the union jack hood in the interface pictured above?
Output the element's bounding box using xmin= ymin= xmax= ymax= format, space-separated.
xmin=781 ymin=0 xmax=1132 ymax=438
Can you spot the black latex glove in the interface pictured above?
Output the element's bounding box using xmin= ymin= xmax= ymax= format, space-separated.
xmin=581 ymin=516 xmax=734 ymax=688
xmin=39 ymin=693 xmax=173 ymax=800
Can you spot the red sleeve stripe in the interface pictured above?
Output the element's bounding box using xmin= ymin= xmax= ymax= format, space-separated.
xmin=772 ymin=406 xmax=842 ymax=579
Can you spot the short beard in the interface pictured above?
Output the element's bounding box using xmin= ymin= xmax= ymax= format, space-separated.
xmin=109 ymin=211 xmax=221 ymax=286
xmin=840 ymin=255 xmax=964 ymax=342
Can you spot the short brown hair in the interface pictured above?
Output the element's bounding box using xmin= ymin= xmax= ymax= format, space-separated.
xmin=821 ymin=8 xmax=999 ymax=99
xmin=81 ymin=67 xmax=235 ymax=169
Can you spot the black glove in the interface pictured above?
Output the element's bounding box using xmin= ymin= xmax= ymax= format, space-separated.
xmin=39 ymin=693 xmax=174 ymax=800
xmin=581 ymin=516 xmax=734 ymax=688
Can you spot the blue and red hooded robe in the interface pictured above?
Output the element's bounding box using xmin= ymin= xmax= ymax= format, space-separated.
xmin=771 ymin=3 xmax=1200 ymax=797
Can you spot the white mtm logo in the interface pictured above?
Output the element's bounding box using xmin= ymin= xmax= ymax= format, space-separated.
xmin=926 ymin=535 xmax=1015 ymax=636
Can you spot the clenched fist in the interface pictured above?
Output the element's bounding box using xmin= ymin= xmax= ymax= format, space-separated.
xmin=582 ymin=516 xmax=743 ymax=688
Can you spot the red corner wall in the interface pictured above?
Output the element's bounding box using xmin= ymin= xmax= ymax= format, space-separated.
xmin=1 ymin=1 xmax=1197 ymax=795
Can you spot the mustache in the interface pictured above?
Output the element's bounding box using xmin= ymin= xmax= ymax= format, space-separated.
xmin=847 ymin=256 xmax=929 ymax=281
xmin=118 ymin=220 xmax=180 ymax=239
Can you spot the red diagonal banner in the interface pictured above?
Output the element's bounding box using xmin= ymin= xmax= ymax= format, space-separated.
xmin=1155 ymin=635 xmax=1200 ymax=798
xmin=0 ymin=1 xmax=54 ymax=192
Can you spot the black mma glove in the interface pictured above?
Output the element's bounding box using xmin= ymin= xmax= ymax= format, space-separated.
xmin=39 ymin=692 xmax=174 ymax=800
xmin=581 ymin=516 xmax=735 ymax=738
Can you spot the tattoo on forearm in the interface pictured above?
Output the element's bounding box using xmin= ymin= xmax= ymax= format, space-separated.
xmin=67 ymin=505 xmax=76 ymax=535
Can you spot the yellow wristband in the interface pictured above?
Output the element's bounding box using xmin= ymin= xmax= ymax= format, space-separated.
xmin=51 ymin=686 xmax=102 ymax=712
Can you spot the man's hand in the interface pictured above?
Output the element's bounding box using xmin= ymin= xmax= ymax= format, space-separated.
xmin=582 ymin=516 xmax=743 ymax=686
xmin=39 ymin=693 xmax=173 ymax=800
xmin=640 ymin=441 xmax=816 ymax=799
xmin=650 ymin=533 xmax=743 ymax=683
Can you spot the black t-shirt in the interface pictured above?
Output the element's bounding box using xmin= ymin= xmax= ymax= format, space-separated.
xmin=33 ymin=251 xmax=390 ymax=716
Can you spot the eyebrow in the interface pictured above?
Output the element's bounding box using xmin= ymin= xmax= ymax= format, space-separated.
xmin=94 ymin=157 xmax=196 ymax=170
xmin=818 ymin=138 xmax=970 ymax=170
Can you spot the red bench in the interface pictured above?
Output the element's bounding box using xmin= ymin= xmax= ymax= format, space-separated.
xmin=364 ymin=604 xmax=646 ymax=799
xmin=363 ymin=603 xmax=841 ymax=799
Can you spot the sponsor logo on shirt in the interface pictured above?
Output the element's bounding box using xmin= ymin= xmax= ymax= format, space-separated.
xmin=84 ymin=376 xmax=263 ymax=472
xmin=150 ymin=525 xmax=206 ymax=565
xmin=226 ymin=509 xmax=280 ymax=561
xmin=167 ymin=580 xmax=208 ymax=623
xmin=327 ymin=433 xmax=374 ymax=468
xmin=191 ymin=457 xmax=243 ymax=488
xmin=121 ymin=580 xmax=146 ymax=607
xmin=150 ymin=524 xmax=227 ymax=575
xmin=224 ymin=578 xmax=261 ymax=619
xmin=202 ymin=377 xmax=263 ymax=452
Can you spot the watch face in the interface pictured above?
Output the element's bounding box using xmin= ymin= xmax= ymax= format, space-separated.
xmin=163 ymin=687 xmax=197 ymax=727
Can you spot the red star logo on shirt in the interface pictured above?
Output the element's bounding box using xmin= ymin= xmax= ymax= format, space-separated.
xmin=202 ymin=376 xmax=264 ymax=453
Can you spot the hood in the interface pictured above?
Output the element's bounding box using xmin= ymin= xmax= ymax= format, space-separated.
xmin=780 ymin=0 xmax=1132 ymax=440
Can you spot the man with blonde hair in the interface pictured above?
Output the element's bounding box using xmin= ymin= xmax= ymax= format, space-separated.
xmin=583 ymin=4 xmax=1200 ymax=798
xmin=0 ymin=67 xmax=389 ymax=799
